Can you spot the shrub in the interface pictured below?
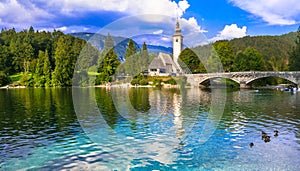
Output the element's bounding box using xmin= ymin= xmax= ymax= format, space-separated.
xmin=95 ymin=73 xmax=110 ymax=85
xmin=152 ymin=78 xmax=162 ymax=87
xmin=139 ymin=79 xmax=148 ymax=85
xmin=164 ymin=78 xmax=177 ymax=85
xmin=130 ymin=78 xmax=139 ymax=85
xmin=0 ymin=72 xmax=11 ymax=86
xmin=20 ymin=73 xmax=34 ymax=87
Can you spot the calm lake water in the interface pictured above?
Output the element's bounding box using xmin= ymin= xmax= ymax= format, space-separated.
xmin=1 ymin=87 xmax=300 ymax=170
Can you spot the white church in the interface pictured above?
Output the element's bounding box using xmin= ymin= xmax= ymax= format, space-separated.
xmin=147 ymin=20 xmax=183 ymax=76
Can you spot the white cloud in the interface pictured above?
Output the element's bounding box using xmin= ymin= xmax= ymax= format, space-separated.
xmin=178 ymin=0 xmax=190 ymax=14
xmin=57 ymin=26 xmax=68 ymax=31
xmin=45 ymin=0 xmax=203 ymax=32
xmin=0 ymin=0 xmax=53 ymax=28
xmin=210 ymin=24 xmax=247 ymax=42
xmin=181 ymin=17 xmax=207 ymax=33
xmin=161 ymin=37 xmax=171 ymax=42
xmin=0 ymin=0 xmax=203 ymax=38
xmin=229 ymin=0 xmax=300 ymax=25
xmin=0 ymin=0 xmax=207 ymax=46
xmin=46 ymin=0 xmax=188 ymax=18
xmin=153 ymin=30 xmax=164 ymax=34
xmin=37 ymin=25 xmax=95 ymax=33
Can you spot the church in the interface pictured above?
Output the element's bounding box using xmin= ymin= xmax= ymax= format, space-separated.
xmin=147 ymin=20 xmax=183 ymax=76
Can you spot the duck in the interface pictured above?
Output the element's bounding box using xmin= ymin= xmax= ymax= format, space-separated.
xmin=262 ymin=131 xmax=267 ymax=139
xmin=264 ymin=136 xmax=271 ymax=143
xmin=249 ymin=142 xmax=254 ymax=148
xmin=274 ymin=130 xmax=279 ymax=137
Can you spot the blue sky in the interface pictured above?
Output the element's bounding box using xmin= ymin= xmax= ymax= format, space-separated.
xmin=0 ymin=0 xmax=299 ymax=45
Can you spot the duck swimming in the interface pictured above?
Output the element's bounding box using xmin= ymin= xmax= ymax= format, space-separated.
xmin=264 ymin=136 xmax=271 ymax=143
xmin=262 ymin=131 xmax=267 ymax=139
xmin=249 ymin=142 xmax=254 ymax=148
xmin=274 ymin=130 xmax=279 ymax=137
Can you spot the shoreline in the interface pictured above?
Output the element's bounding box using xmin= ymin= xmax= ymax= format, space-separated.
xmin=0 ymin=85 xmax=26 ymax=89
xmin=0 ymin=84 xmax=180 ymax=89
xmin=1 ymin=83 xmax=298 ymax=90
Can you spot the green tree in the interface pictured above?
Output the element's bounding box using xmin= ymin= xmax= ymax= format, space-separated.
xmin=140 ymin=42 xmax=150 ymax=72
xmin=233 ymin=47 xmax=266 ymax=71
xmin=179 ymin=47 xmax=206 ymax=73
xmin=43 ymin=50 xmax=52 ymax=87
xmin=104 ymin=33 xmax=114 ymax=51
xmin=206 ymin=48 xmax=223 ymax=73
xmin=96 ymin=48 xmax=120 ymax=84
xmin=77 ymin=42 xmax=100 ymax=71
xmin=98 ymin=33 xmax=115 ymax=69
xmin=125 ymin=39 xmax=136 ymax=59
xmin=0 ymin=71 xmax=11 ymax=86
xmin=33 ymin=50 xmax=46 ymax=87
xmin=213 ymin=40 xmax=235 ymax=72
xmin=52 ymin=35 xmax=80 ymax=86
xmin=289 ymin=27 xmax=300 ymax=71
xmin=0 ymin=45 xmax=12 ymax=74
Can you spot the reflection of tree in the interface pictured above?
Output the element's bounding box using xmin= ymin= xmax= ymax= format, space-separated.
xmin=0 ymin=88 xmax=78 ymax=132
xmin=95 ymin=88 xmax=120 ymax=129
xmin=128 ymin=88 xmax=151 ymax=113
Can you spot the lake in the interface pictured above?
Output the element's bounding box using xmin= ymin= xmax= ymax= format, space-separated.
xmin=1 ymin=87 xmax=300 ymax=170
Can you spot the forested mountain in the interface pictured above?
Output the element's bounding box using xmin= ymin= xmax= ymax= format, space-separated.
xmin=180 ymin=31 xmax=298 ymax=74
xmin=229 ymin=32 xmax=297 ymax=71
xmin=70 ymin=32 xmax=173 ymax=59
xmin=70 ymin=32 xmax=140 ymax=61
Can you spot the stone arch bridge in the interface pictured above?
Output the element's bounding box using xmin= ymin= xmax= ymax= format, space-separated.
xmin=185 ymin=71 xmax=300 ymax=88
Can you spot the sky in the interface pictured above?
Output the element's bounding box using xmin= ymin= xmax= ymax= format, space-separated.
xmin=0 ymin=0 xmax=300 ymax=46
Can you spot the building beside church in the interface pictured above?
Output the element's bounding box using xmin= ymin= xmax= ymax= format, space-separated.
xmin=148 ymin=20 xmax=183 ymax=76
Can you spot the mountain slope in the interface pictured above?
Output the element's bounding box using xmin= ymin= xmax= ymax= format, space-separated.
xmin=70 ymin=32 xmax=173 ymax=61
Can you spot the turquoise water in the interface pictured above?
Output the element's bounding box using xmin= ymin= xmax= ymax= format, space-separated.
xmin=1 ymin=88 xmax=300 ymax=170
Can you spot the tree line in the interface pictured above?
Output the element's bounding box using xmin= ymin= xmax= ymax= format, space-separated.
xmin=1 ymin=26 xmax=300 ymax=87
xmin=0 ymin=27 xmax=152 ymax=87
xmin=0 ymin=27 xmax=89 ymax=87
xmin=179 ymin=27 xmax=300 ymax=74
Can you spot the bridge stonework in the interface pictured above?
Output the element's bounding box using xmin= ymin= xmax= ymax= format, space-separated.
xmin=185 ymin=71 xmax=300 ymax=88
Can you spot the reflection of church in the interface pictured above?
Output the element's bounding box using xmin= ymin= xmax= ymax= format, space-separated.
xmin=148 ymin=20 xmax=183 ymax=76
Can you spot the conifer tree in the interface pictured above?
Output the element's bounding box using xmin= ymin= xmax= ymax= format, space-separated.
xmin=125 ymin=39 xmax=136 ymax=59
xmin=34 ymin=50 xmax=45 ymax=87
xmin=140 ymin=42 xmax=150 ymax=71
xmin=52 ymin=35 xmax=73 ymax=86
xmin=96 ymin=48 xmax=120 ymax=85
xmin=104 ymin=33 xmax=114 ymax=51
xmin=43 ymin=50 xmax=52 ymax=87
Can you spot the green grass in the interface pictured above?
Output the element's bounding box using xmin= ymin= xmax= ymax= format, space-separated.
xmin=9 ymin=72 xmax=24 ymax=82
xmin=88 ymin=72 xmax=100 ymax=76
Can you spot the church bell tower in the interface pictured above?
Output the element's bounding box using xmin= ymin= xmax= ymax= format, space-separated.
xmin=172 ymin=19 xmax=183 ymax=73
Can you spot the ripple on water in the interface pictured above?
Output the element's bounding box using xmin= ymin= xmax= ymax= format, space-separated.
xmin=1 ymin=89 xmax=300 ymax=170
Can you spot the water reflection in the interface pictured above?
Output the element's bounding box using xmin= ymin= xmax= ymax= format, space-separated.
xmin=0 ymin=88 xmax=78 ymax=168
xmin=1 ymin=88 xmax=300 ymax=170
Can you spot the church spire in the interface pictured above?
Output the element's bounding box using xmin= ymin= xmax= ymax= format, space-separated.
xmin=174 ymin=18 xmax=182 ymax=35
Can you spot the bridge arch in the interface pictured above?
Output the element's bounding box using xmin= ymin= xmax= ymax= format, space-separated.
xmin=246 ymin=75 xmax=298 ymax=85
xmin=199 ymin=76 xmax=240 ymax=86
